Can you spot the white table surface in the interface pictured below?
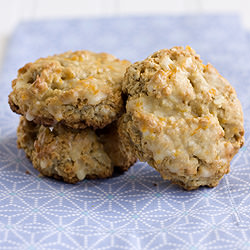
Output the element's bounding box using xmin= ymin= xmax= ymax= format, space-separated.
xmin=1 ymin=0 xmax=250 ymax=72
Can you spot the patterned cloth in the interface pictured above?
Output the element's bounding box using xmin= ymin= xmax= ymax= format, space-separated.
xmin=0 ymin=15 xmax=250 ymax=249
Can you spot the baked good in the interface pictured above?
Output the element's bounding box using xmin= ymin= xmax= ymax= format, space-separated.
xmin=119 ymin=46 xmax=244 ymax=190
xmin=17 ymin=117 xmax=136 ymax=183
xmin=9 ymin=50 xmax=131 ymax=129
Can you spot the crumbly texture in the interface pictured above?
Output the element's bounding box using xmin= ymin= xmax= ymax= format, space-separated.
xmin=17 ymin=116 xmax=40 ymax=159
xmin=120 ymin=46 xmax=244 ymax=190
xmin=97 ymin=122 xmax=136 ymax=172
xmin=9 ymin=50 xmax=131 ymax=129
xmin=17 ymin=117 xmax=136 ymax=183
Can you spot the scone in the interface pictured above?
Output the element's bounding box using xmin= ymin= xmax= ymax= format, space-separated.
xmin=119 ymin=46 xmax=244 ymax=190
xmin=17 ymin=117 xmax=136 ymax=183
xmin=9 ymin=50 xmax=131 ymax=129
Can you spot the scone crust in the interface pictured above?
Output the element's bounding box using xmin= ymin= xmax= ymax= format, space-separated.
xmin=9 ymin=51 xmax=131 ymax=129
xmin=17 ymin=116 xmax=40 ymax=159
xmin=97 ymin=122 xmax=137 ymax=172
xmin=17 ymin=117 xmax=135 ymax=183
xmin=120 ymin=46 xmax=244 ymax=190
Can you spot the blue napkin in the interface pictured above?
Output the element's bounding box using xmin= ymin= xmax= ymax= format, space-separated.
xmin=1 ymin=15 xmax=250 ymax=249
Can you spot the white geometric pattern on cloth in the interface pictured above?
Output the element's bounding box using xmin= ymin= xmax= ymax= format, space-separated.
xmin=0 ymin=15 xmax=250 ymax=249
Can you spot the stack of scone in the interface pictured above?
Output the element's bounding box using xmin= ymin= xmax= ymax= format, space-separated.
xmin=9 ymin=50 xmax=136 ymax=183
xmin=9 ymin=47 xmax=244 ymax=190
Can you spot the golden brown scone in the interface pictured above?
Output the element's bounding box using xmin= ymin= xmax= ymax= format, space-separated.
xmin=9 ymin=51 xmax=131 ymax=129
xmin=119 ymin=46 xmax=244 ymax=190
xmin=17 ymin=117 xmax=136 ymax=183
